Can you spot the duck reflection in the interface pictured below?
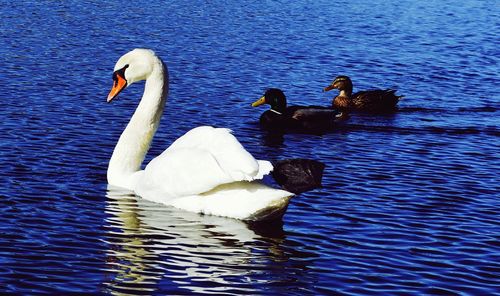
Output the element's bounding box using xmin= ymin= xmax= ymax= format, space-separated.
xmin=261 ymin=130 xmax=286 ymax=147
xmin=103 ymin=187 xmax=287 ymax=295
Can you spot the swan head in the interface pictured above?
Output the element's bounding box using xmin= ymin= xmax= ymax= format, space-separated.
xmin=251 ymin=88 xmax=287 ymax=113
xmin=107 ymin=49 xmax=161 ymax=102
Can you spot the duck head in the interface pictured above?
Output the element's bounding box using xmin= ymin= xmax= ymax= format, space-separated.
xmin=251 ymin=88 xmax=287 ymax=114
xmin=323 ymin=75 xmax=353 ymax=96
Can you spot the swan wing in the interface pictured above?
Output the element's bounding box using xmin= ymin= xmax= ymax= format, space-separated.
xmin=135 ymin=126 xmax=272 ymax=200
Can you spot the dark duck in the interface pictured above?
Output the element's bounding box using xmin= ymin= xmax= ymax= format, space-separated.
xmin=323 ymin=76 xmax=403 ymax=113
xmin=251 ymin=88 xmax=345 ymax=133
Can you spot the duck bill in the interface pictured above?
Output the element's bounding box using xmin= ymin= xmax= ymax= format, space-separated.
xmin=251 ymin=96 xmax=266 ymax=107
xmin=323 ymin=84 xmax=336 ymax=92
xmin=107 ymin=74 xmax=127 ymax=103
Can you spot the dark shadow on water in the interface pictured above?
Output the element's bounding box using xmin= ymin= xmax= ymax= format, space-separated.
xmin=400 ymin=105 xmax=499 ymax=114
xmin=255 ymin=110 xmax=428 ymax=148
xmin=261 ymin=130 xmax=285 ymax=147
xmin=337 ymin=123 xmax=498 ymax=136
xmin=258 ymin=120 xmax=350 ymax=148
xmin=248 ymin=219 xmax=286 ymax=239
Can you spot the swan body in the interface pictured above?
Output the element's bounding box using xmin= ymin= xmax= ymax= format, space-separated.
xmin=107 ymin=49 xmax=292 ymax=221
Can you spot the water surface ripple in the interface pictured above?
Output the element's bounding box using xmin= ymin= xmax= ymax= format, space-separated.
xmin=0 ymin=0 xmax=499 ymax=295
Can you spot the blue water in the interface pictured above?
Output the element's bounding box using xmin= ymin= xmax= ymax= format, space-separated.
xmin=1 ymin=0 xmax=499 ymax=295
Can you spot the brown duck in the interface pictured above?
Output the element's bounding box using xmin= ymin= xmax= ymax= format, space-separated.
xmin=323 ymin=75 xmax=403 ymax=113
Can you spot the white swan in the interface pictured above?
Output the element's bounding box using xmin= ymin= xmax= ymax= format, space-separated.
xmin=106 ymin=49 xmax=293 ymax=221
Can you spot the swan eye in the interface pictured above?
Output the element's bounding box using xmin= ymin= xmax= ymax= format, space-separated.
xmin=112 ymin=64 xmax=129 ymax=82
xmin=111 ymin=65 xmax=130 ymax=89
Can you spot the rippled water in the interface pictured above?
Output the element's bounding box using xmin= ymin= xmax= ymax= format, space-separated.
xmin=1 ymin=0 xmax=499 ymax=295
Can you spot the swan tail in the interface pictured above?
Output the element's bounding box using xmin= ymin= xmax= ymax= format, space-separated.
xmin=271 ymin=159 xmax=325 ymax=194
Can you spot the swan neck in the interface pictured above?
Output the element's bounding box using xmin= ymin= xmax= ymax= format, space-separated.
xmin=108 ymin=62 xmax=168 ymax=189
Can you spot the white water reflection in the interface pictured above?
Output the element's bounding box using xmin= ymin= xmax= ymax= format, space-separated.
xmin=103 ymin=188 xmax=287 ymax=295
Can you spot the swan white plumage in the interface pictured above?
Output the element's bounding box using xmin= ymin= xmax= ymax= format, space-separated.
xmin=106 ymin=49 xmax=293 ymax=221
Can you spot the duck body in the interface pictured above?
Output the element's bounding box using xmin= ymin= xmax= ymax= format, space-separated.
xmin=106 ymin=49 xmax=323 ymax=221
xmin=258 ymin=105 xmax=336 ymax=131
xmin=252 ymin=88 xmax=345 ymax=133
xmin=324 ymin=76 xmax=402 ymax=113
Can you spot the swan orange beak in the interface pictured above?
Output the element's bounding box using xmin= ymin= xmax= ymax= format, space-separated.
xmin=251 ymin=96 xmax=266 ymax=107
xmin=323 ymin=84 xmax=337 ymax=92
xmin=107 ymin=72 xmax=127 ymax=103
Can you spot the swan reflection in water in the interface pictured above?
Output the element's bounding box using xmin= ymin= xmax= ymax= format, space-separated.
xmin=103 ymin=187 xmax=290 ymax=295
